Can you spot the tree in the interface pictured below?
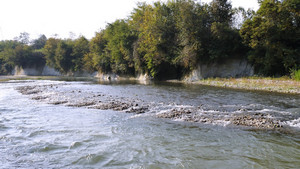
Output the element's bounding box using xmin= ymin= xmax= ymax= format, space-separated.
xmin=210 ymin=0 xmax=234 ymax=25
xmin=43 ymin=38 xmax=60 ymax=68
xmin=54 ymin=40 xmax=73 ymax=73
xmin=232 ymin=7 xmax=255 ymax=29
xmin=84 ymin=30 xmax=110 ymax=72
xmin=174 ymin=0 xmax=210 ymax=69
xmin=0 ymin=40 xmax=20 ymax=73
xmin=104 ymin=20 xmax=137 ymax=74
xmin=207 ymin=0 xmax=247 ymax=62
xmin=14 ymin=32 xmax=30 ymax=44
xmin=32 ymin=34 xmax=47 ymax=50
xmin=131 ymin=2 xmax=179 ymax=78
xmin=71 ymin=36 xmax=89 ymax=71
xmin=240 ymin=0 xmax=300 ymax=75
xmin=0 ymin=39 xmax=45 ymax=71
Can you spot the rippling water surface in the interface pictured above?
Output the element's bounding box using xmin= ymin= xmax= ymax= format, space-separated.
xmin=0 ymin=78 xmax=300 ymax=168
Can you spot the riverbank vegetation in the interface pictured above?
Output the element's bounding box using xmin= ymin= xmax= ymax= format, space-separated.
xmin=0 ymin=0 xmax=299 ymax=80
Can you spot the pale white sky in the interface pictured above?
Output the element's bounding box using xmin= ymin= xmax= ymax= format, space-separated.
xmin=0 ymin=0 xmax=259 ymax=41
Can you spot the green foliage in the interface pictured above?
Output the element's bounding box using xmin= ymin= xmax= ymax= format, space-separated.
xmin=291 ymin=69 xmax=300 ymax=81
xmin=43 ymin=38 xmax=60 ymax=68
xmin=174 ymin=0 xmax=208 ymax=69
xmin=43 ymin=36 xmax=89 ymax=73
xmin=105 ymin=20 xmax=136 ymax=74
xmin=32 ymin=35 xmax=47 ymax=50
xmin=0 ymin=39 xmax=45 ymax=74
xmin=84 ymin=30 xmax=110 ymax=73
xmin=128 ymin=0 xmax=246 ymax=78
xmin=0 ymin=42 xmax=15 ymax=74
xmin=14 ymin=32 xmax=30 ymax=44
xmin=71 ymin=36 xmax=89 ymax=71
xmin=131 ymin=1 xmax=180 ymax=77
xmin=240 ymin=0 xmax=300 ymax=76
xmin=0 ymin=0 xmax=298 ymax=79
xmin=54 ymin=40 xmax=73 ymax=73
xmin=210 ymin=0 xmax=234 ymax=25
xmin=209 ymin=23 xmax=247 ymax=61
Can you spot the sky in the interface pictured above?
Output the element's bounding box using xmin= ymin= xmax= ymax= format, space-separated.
xmin=0 ymin=0 xmax=259 ymax=41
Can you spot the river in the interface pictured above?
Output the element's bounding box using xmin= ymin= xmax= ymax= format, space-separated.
xmin=0 ymin=78 xmax=299 ymax=168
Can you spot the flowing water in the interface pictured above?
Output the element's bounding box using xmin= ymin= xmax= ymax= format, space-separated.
xmin=0 ymin=78 xmax=299 ymax=168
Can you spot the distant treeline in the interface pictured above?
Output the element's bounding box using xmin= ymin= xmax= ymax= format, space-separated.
xmin=0 ymin=0 xmax=299 ymax=79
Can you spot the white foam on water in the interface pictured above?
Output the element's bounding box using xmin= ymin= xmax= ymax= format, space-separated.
xmin=284 ymin=118 xmax=300 ymax=128
xmin=211 ymin=119 xmax=231 ymax=127
xmin=162 ymin=104 xmax=194 ymax=109
xmin=254 ymin=108 xmax=291 ymax=115
xmin=130 ymin=114 xmax=144 ymax=118
xmin=204 ymin=110 xmax=222 ymax=114
xmin=155 ymin=109 xmax=173 ymax=115
xmin=173 ymin=118 xmax=185 ymax=122
xmin=0 ymin=87 xmax=7 ymax=100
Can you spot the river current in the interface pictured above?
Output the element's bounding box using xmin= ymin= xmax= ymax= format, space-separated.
xmin=0 ymin=79 xmax=299 ymax=168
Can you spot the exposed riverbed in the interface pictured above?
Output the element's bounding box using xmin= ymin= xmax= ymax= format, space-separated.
xmin=1 ymin=78 xmax=300 ymax=168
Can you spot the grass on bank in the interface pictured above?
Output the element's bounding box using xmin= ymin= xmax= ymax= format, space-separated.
xmin=196 ymin=76 xmax=300 ymax=94
xmin=291 ymin=69 xmax=300 ymax=81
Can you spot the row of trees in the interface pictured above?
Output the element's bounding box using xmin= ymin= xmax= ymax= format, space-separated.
xmin=241 ymin=0 xmax=300 ymax=76
xmin=0 ymin=0 xmax=299 ymax=79
xmin=0 ymin=33 xmax=46 ymax=74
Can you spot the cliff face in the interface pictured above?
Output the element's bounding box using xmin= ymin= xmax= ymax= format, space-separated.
xmin=12 ymin=65 xmax=61 ymax=76
xmin=95 ymin=72 xmax=152 ymax=82
xmin=12 ymin=65 xmax=98 ymax=77
xmin=184 ymin=59 xmax=254 ymax=82
xmin=11 ymin=58 xmax=254 ymax=81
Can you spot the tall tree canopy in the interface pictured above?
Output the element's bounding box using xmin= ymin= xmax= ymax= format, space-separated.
xmin=1 ymin=0 xmax=299 ymax=78
xmin=71 ymin=36 xmax=89 ymax=72
xmin=240 ymin=0 xmax=300 ymax=75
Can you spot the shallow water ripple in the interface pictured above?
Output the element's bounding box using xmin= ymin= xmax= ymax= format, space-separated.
xmin=0 ymin=80 xmax=299 ymax=168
